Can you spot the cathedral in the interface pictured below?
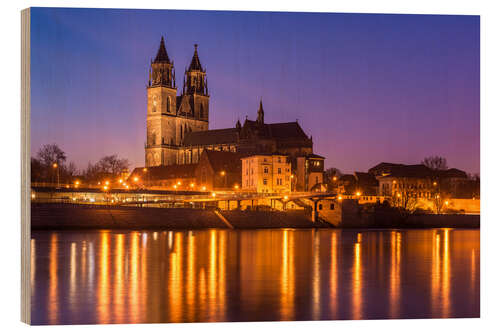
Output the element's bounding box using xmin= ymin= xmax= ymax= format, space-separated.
xmin=145 ymin=37 xmax=317 ymax=167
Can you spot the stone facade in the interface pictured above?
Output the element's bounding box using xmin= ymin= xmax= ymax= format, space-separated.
xmin=144 ymin=37 xmax=324 ymax=187
xmin=145 ymin=38 xmax=209 ymax=167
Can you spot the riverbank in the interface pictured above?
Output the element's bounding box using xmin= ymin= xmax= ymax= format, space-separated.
xmin=31 ymin=203 xmax=331 ymax=230
xmin=30 ymin=203 xmax=479 ymax=230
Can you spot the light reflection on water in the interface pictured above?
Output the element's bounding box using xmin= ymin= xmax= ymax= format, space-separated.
xmin=30 ymin=228 xmax=479 ymax=325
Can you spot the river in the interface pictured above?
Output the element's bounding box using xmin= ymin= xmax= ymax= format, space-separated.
xmin=30 ymin=228 xmax=479 ymax=324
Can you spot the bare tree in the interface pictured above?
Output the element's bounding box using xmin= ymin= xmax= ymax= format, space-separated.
xmin=391 ymin=178 xmax=421 ymax=217
xmin=324 ymin=167 xmax=343 ymax=180
xmin=97 ymin=155 xmax=130 ymax=175
xmin=422 ymin=156 xmax=448 ymax=170
xmin=432 ymin=193 xmax=445 ymax=214
xmin=36 ymin=143 xmax=67 ymax=167
xmin=83 ymin=155 xmax=130 ymax=182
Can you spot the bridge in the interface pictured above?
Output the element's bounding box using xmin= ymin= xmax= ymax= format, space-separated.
xmin=30 ymin=185 xmax=340 ymax=211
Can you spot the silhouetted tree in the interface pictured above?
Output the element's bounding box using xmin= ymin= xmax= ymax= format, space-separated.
xmin=422 ymin=156 xmax=448 ymax=170
xmin=83 ymin=155 xmax=130 ymax=182
xmin=36 ymin=143 xmax=66 ymax=167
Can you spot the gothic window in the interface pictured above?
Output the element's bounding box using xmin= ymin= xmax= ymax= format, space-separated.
xmin=167 ymin=96 xmax=171 ymax=113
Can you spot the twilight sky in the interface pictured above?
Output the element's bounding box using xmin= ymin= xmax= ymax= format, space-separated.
xmin=30 ymin=8 xmax=480 ymax=174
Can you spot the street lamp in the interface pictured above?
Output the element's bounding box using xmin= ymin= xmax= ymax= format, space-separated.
xmin=220 ymin=170 xmax=227 ymax=188
xmin=143 ymin=168 xmax=148 ymax=188
xmin=52 ymin=162 xmax=60 ymax=188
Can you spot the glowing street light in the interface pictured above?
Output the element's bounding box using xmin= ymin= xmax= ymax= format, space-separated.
xmin=211 ymin=192 xmax=216 ymax=197
xmin=220 ymin=171 xmax=226 ymax=176
xmin=173 ymin=185 xmax=177 ymax=190
xmin=190 ymin=183 xmax=195 ymax=188
xmin=201 ymin=186 xmax=207 ymax=191
xmin=338 ymin=195 xmax=343 ymax=201
xmin=332 ymin=176 xmax=337 ymax=181
xmin=103 ymin=185 xmax=109 ymax=191
xmin=177 ymin=181 xmax=181 ymax=186
xmin=133 ymin=177 xmax=139 ymax=182
xmin=234 ymin=184 xmax=239 ymax=190
xmin=118 ymin=179 xmax=123 ymax=184
xmin=356 ymin=191 xmax=361 ymax=196
xmin=445 ymin=201 xmax=449 ymax=206
xmin=143 ymin=168 xmax=147 ymax=172
xmin=105 ymin=180 xmax=110 ymax=186
xmin=52 ymin=163 xmax=58 ymax=169
xmin=284 ymin=195 xmax=289 ymax=200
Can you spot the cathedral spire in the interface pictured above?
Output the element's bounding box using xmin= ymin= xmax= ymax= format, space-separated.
xmin=153 ymin=36 xmax=171 ymax=64
xmin=183 ymin=43 xmax=208 ymax=95
xmin=257 ymin=98 xmax=264 ymax=124
xmin=188 ymin=43 xmax=203 ymax=71
xmin=149 ymin=36 xmax=175 ymax=88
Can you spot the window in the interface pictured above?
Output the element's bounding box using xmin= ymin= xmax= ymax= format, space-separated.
xmin=263 ymin=178 xmax=267 ymax=185
xmin=330 ymin=203 xmax=335 ymax=210
xmin=318 ymin=204 xmax=323 ymax=210
xmin=264 ymin=167 xmax=268 ymax=174
xmin=278 ymin=157 xmax=281 ymax=163
xmin=315 ymin=176 xmax=319 ymax=184
xmin=278 ymin=168 xmax=281 ymax=174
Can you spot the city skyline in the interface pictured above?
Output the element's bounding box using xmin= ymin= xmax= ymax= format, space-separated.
xmin=30 ymin=8 xmax=480 ymax=174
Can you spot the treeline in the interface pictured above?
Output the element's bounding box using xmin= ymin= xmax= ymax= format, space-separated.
xmin=31 ymin=143 xmax=130 ymax=185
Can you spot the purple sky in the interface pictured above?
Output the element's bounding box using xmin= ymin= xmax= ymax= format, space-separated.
xmin=30 ymin=8 xmax=480 ymax=174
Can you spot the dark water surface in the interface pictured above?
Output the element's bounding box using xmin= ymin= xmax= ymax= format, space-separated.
xmin=30 ymin=228 xmax=479 ymax=324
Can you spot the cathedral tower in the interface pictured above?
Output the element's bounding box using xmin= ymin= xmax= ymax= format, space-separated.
xmin=145 ymin=39 xmax=210 ymax=167
xmin=145 ymin=36 xmax=178 ymax=166
xmin=182 ymin=44 xmax=209 ymax=122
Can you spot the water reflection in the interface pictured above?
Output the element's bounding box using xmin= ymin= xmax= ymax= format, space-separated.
xmin=31 ymin=228 xmax=479 ymax=325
